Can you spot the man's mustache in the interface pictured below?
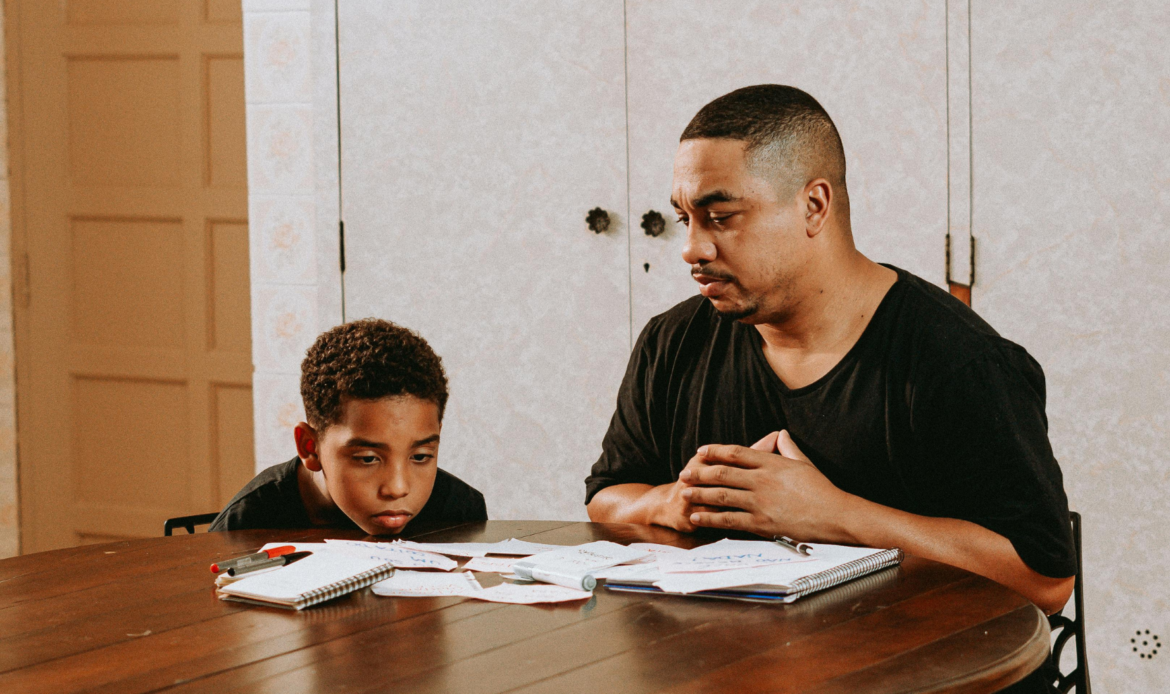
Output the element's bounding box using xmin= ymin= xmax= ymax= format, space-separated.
xmin=692 ymin=266 xmax=736 ymax=282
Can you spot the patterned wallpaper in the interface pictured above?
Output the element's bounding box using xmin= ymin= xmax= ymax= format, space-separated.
xmin=244 ymin=0 xmax=342 ymax=471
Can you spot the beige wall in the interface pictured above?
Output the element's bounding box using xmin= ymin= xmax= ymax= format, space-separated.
xmin=0 ymin=5 xmax=17 ymax=560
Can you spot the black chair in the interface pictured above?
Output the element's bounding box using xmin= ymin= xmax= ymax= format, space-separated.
xmin=163 ymin=512 xmax=220 ymax=536
xmin=1048 ymin=511 xmax=1090 ymax=693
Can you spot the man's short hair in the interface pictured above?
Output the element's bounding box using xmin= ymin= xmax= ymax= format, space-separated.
xmin=681 ymin=84 xmax=847 ymax=198
xmin=300 ymin=318 xmax=449 ymax=430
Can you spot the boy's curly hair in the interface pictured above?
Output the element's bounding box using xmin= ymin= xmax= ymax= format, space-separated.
xmin=300 ymin=318 xmax=449 ymax=430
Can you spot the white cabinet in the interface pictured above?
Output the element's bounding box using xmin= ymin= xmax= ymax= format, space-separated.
xmin=336 ymin=1 xmax=949 ymax=520
xmin=337 ymin=1 xmax=630 ymax=520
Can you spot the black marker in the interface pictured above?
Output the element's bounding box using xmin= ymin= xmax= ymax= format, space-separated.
xmin=227 ymin=551 xmax=312 ymax=576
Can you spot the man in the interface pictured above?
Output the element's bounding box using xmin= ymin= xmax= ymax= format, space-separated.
xmin=585 ymin=85 xmax=1076 ymax=621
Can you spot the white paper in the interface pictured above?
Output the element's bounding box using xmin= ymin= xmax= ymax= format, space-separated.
xmin=474 ymin=582 xmax=593 ymax=604
xmin=655 ymin=539 xmax=816 ymax=574
xmin=628 ymin=543 xmax=687 ymax=556
xmin=653 ymin=544 xmax=884 ymax=594
xmin=518 ymin=541 xmax=650 ymax=574
xmin=372 ymin=570 xmax=482 ymax=597
xmin=621 ymin=543 xmax=687 ymax=565
xmin=462 ymin=556 xmax=517 ymax=573
xmin=594 ymin=564 xmax=662 ymax=582
xmin=391 ymin=538 xmax=565 ymax=558
xmin=324 ymin=539 xmax=458 ymax=571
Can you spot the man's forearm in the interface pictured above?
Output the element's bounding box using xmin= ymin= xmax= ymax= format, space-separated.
xmin=832 ymin=493 xmax=1074 ymax=615
xmin=587 ymin=483 xmax=667 ymax=524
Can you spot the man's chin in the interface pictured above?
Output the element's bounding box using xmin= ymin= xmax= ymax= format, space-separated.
xmin=707 ymin=297 xmax=759 ymax=322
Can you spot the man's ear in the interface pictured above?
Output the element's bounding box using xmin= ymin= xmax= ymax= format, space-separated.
xmin=804 ymin=178 xmax=832 ymax=238
xmin=294 ymin=422 xmax=322 ymax=471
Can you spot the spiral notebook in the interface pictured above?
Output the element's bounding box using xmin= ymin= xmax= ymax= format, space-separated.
xmin=603 ymin=543 xmax=904 ymax=604
xmin=217 ymin=551 xmax=395 ymax=610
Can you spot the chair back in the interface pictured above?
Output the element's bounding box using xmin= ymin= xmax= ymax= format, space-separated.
xmin=163 ymin=512 xmax=220 ymax=536
xmin=1048 ymin=511 xmax=1090 ymax=693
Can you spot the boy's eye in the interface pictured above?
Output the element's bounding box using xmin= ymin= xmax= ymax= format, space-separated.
xmin=411 ymin=453 xmax=435 ymax=464
xmin=355 ymin=454 xmax=380 ymax=465
xmin=675 ymin=215 xmax=688 ymax=225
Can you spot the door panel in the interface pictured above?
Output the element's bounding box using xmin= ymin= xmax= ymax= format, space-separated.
xmin=626 ymin=1 xmax=948 ymax=333
xmin=12 ymin=0 xmax=254 ymax=550
xmin=338 ymin=0 xmax=628 ymax=520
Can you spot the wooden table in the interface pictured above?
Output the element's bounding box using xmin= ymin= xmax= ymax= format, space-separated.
xmin=0 ymin=521 xmax=1049 ymax=693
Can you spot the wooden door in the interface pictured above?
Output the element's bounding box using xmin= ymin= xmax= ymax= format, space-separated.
xmin=625 ymin=1 xmax=950 ymax=333
xmin=8 ymin=0 xmax=254 ymax=551
xmin=337 ymin=0 xmax=629 ymax=520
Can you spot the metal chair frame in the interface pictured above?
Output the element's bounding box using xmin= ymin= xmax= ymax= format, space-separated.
xmin=163 ymin=512 xmax=220 ymax=536
xmin=1047 ymin=511 xmax=1090 ymax=693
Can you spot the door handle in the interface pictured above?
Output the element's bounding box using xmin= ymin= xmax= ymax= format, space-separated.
xmin=586 ymin=207 xmax=611 ymax=234
xmin=641 ymin=210 xmax=666 ymax=238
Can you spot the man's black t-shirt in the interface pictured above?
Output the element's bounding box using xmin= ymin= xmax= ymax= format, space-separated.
xmin=586 ymin=266 xmax=1076 ymax=578
xmin=210 ymin=458 xmax=488 ymax=532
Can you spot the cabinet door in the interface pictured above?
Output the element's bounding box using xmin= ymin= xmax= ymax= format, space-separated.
xmin=970 ymin=4 xmax=1170 ymax=690
xmin=626 ymin=1 xmax=948 ymax=333
xmin=337 ymin=1 xmax=628 ymax=520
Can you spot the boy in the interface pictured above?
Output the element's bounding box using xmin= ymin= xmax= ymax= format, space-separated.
xmin=211 ymin=318 xmax=487 ymax=534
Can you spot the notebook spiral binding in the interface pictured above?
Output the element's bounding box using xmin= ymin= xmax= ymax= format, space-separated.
xmin=292 ymin=564 xmax=396 ymax=610
xmin=787 ymin=548 xmax=904 ymax=601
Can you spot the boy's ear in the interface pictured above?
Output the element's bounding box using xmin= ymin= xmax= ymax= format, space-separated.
xmin=294 ymin=422 xmax=322 ymax=472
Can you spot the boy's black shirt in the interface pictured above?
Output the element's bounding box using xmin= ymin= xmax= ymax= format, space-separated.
xmin=586 ymin=265 xmax=1076 ymax=579
xmin=210 ymin=458 xmax=487 ymax=532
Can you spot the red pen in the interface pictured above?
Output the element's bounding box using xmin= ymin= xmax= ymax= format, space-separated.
xmin=211 ymin=545 xmax=296 ymax=574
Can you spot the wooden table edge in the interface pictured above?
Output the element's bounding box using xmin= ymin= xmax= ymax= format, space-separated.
xmin=908 ymin=603 xmax=1052 ymax=694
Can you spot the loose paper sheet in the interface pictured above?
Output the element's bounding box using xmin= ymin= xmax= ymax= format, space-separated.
xmin=622 ymin=543 xmax=687 ymax=565
xmin=519 ymin=541 xmax=650 ymax=574
xmin=391 ymin=538 xmax=565 ymax=558
xmin=324 ymin=539 xmax=458 ymax=571
xmin=594 ymin=564 xmax=662 ymax=581
xmin=372 ymin=570 xmax=482 ymax=597
xmin=474 ymin=583 xmax=592 ymax=604
xmin=370 ymin=571 xmax=590 ymax=603
xmin=462 ymin=556 xmax=518 ymax=573
xmin=653 ymin=544 xmax=884 ymax=594
xmin=655 ymin=539 xmax=816 ymax=574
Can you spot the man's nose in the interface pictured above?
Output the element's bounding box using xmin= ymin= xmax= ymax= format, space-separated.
xmin=379 ymin=462 xmax=410 ymax=499
xmin=681 ymin=221 xmax=717 ymax=266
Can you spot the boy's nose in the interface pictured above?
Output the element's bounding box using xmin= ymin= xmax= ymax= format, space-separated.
xmin=379 ymin=464 xmax=410 ymax=499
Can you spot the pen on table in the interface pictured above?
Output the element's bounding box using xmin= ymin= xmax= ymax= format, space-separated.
xmin=772 ymin=536 xmax=812 ymax=556
xmin=227 ymin=551 xmax=312 ymax=576
xmin=211 ymin=545 xmax=297 ymax=574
